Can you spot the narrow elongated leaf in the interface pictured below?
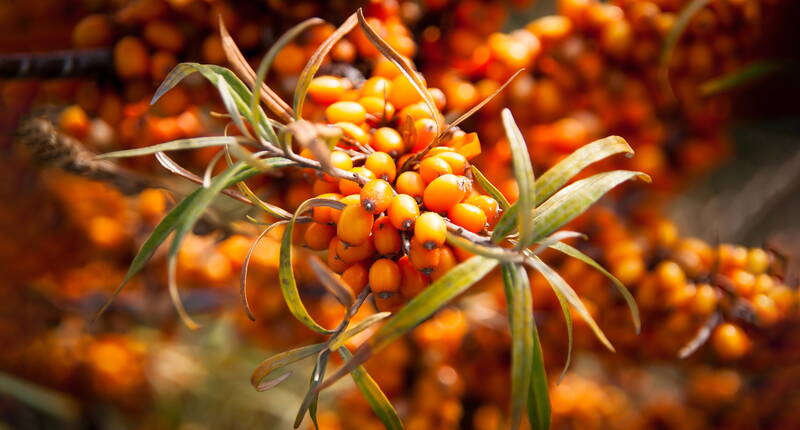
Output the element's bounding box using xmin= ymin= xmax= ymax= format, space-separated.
xmin=492 ymin=136 xmax=634 ymax=243
xmin=502 ymin=263 xmax=533 ymax=430
xmin=527 ymin=313 xmax=551 ymax=430
xmin=279 ymin=198 xmax=345 ymax=335
xmin=502 ymin=109 xmax=535 ymax=248
xmin=446 ymin=232 xmax=522 ymax=262
xmin=530 ymin=170 xmax=649 ymax=242
xmin=329 ymin=312 xmax=392 ymax=351
xmin=251 ymin=343 xmax=327 ymax=391
xmin=0 ymin=372 xmax=80 ymax=422
xmin=356 ymin=9 xmax=442 ymax=134
xmin=241 ymin=221 xmax=290 ymax=321
xmin=470 ymin=165 xmax=510 ymax=210
xmin=319 ymin=256 xmax=499 ymax=390
xmin=530 ymin=231 xmax=586 ymax=256
xmin=447 ymin=69 xmax=524 ymax=132
xmin=551 ymin=282 xmax=573 ymax=383
xmin=338 ymin=347 xmax=404 ymax=430
xmin=700 ymin=61 xmax=781 ymax=96
xmin=309 ymin=255 xmax=355 ymax=309
xmin=535 ymin=135 xmax=633 ymax=205
xmin=152 ymin=63 xmax=253 ymax=110
xmin=526 ymin=255 xmax=614 ymax=351
xmin=550 ymin=242 xmax=640 ymax=334
xmin=294 ymin=350 xmax=330 ymax=429
xmin=235 ymin=180 xmax=293 ymax=220
xmin=96 ymin=136 xmax=253 ymax=159
xmin=92 ymin=188 xmax=203 ymax=322
xmin=216 ymin=76 xmax=252 ymax=139
xmin=659 ymin=0 xmax=710 ymax=94
xmin=218 ymin=18 xmax=293 ymax=122
xmin=294 ymin=14 xmax=357 ymax=118
xmin=251 ymin=17 xmax=323 ymax=119
xmin=679 ymin=311 xmax=721 ymax=359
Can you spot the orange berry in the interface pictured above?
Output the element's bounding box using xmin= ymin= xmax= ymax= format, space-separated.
xmin=360 ymin=179 xmax=394 ymax=214
xmin=337 ymin=204 xmax=374 ymax=245
xmin=369 ymin=259 xmax=402 ymax=298
xmin=466 ymin=195 xmax=500 ymax=225
xmin=388 ymin=194 xmax=420 ymax=231
xmin=114 ymin=36 xmax=149 ymax=79
xmin=388 ymin=74 xmax=424 ymax=109
xmin=309 ymin=76 xmax=347 ymax=105
xmin=435 ymin=151 xmax=467 ymax=175
xmin=419 ymin=156 xmax=453 ymax=184
xmin=335 ymin=122 xmax=370 ymax=145
xmin=692 ymin=283 xmax=719 ymax=316
xmin=336 ymin=236 xmax=375 ymax=264
xmin=395 ymin=171 xmax=425 ymax=199
xmin=448 ymin=203 xmax=486 ymax=233
xmin=326 ymin=101 xmax=366 ymax=124
xmin=313 ymin=178 xmax=339 ymax=195
xmin=747 ymin=248 xmax=770 ymax=274
xmin=358 ymin=96 xmax=395 ymax=122
xmin=413 ymin=118 xmax=437 ymax=152
xmin=414 ymin=212 xmax=447 ymax=250
xmin=143 ymin=21 xmax=184 ymax=52
xmin=342 ymin=262 xmax=369 ymax=295
xmin=73 ymin=14 xmax=114 ymax=49
xmin=273 ymin=43 xmax=306 ymax=76
xmin=373 ymin=217 xmax=402 ymax=256
xmin=752 ymin=294 xmax=779 ymax=326
xmin=305 ymin=222 xmax=336 ymax=251
xmin=361 ymin=76 xmax=392 ymax=98
xmin=399 ymin=256 xmax=429 ymax=298
xmin=399 ymin=102 xmax=434 ymax=124
xmin=365 ymin=152 xmax=397 ymax=183
xmin=428 ymin=87 xmax=446 ymax=111
xmin=712 ymin=323 xmax=751 ymax=360
xmin=423 ymin=174 xmax=471 ymax=213
xmin=327 ymin=238 xmax=349 ymax=273
xmin=331 ymin=194 xmax=361 ymax=224
xmin=431 ymin=245 xmax=457 ymax=281
xmin=201 ymin=34 xmax=226 ymax=64
xmin=339 ymin=167 xmax=375 ymax=196
xmin=371 ymin=127 xmax=405 ymax=156
xmin=409 ymin=237 xmax=441 ymax=275
xmin=656 ymin=261 xmax=686 ymax=291
xmin=311 ymin=193 xmax=342 ymax=224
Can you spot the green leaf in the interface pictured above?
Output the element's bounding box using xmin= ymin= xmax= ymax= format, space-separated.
xmin=250 ymin=343 xmax=327 ymax=391
xmin=502 ymin=109 xmax=536 ymax=248
xmin=700 ymin=61 xmax=781 ymax=96
xmin=659 ymin=0 xmax=710 ymax=94
xmin=492 ymin=135 xmax=634 ymax=243
xmin=320 ymin=256 xmax=499 ymax=390
xmin=502 ymin=263 xmax=533 ymax=430
xmin=446 ymin=232 xmax=522 ymax=262
xmin=0 ymin=372 xmax=79 ymax=422
xmin=328 ymin=312 xmax=392 ymax=351
xmin=470 ymin=165 xmax=510 ymax=210
xmin=530 ymin=170 xmax=649 ymax=242
xmin=550 ymin=242 xmax=640 ymax=334
xmin=294 ymin=14 xmax=357 ymax=118
xmin=338 ymin=347 xmax=404 ymax=430
xmin=279 ymin=198 xmax=345 ymax=335
xmin=153 ymin=63 xmax=253 ymax=109
xmin=96 ymin=136 xmax=253 ymax=159
xmin=240 ymin=220 xmax=290 ymax=321
xmin=527 ymin=311 xmax=551 ymax=430
xmin=530 ymin=231 xmax=586 ymax=256
xmin=294 ymin=350 xmax=330 ymax=429
xmin=550 ymin=282 xmax=573 ymax=383
xmin=215 ymin=75 xmax=252 ymax=139
xmin=526 ymin=254 xmax=614 ymax=352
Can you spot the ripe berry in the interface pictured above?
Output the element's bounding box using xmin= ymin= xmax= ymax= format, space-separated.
xmin=327 ymin=238 xmax=349 ymax=273
xmin=712 ymin=323 xmax=751 ymax=360
xmin=423 ymin=174 xmax=471 ymax=213
xmin=330 ymin=194 xmax=360 ymax=224
xmin=336 ymin=236 xmax=375 ymax=264
xmin=466 ymin=195 xmax=500 ymax=225
xmin=360 ymin=76 xmax=392 ymax=98
xmin=313 ymin=179 xmax=339 ymax=195
xmin=448 ymin=203 xmax=487 ymax=233
xmin=365 ymin=151 xmax=397 ymax=183
xmin=371 ymin=127 xmax=405 ymax=156
xmin=304 ymin=222 xmax=335 ymax=251
xmin=369 ymin=259 xmax=402 ymax=298
xmin=399 ymin=256 xmax=429 ymax=298
xmin=409 ymin=237 xmax=441 ymax=275
xmin=325 ymin=101 xmax=366 ymax=124
xmin=335 ymin=122 xmax=370 ymax=145
xmin=395 ymin=171 xmax=426 ymax=200
xmin=388 ymin=194 xmax=420 ymax=231
xmin=431 ymin=246 xmax=458 ymax=281
xmin=308 ymin=76 xmax=347 ymax=105
xmin=322 ymin=150 xmax=353 ymax=182
xmin=388 ymin=74 xmax=424 ymax=109
xmin=435 ymin=151 xmax=467 ymax=175
xmin=337 ymin=204 xmax=374 ymax=245
xmin=358 ymin=96 xmax=395 ymax=122
xmin=373 ymin=217 xmax=402 ymax=255
xmin=413 ymin=118 xmax=437 ymax=152
xmin=342 ymin=262 xmax=369 ymax=295
xmin=339 ymin=167 xmax=375 ymax=196
xmin=360 ymin=179 xmax=394 ymax=214
xmin=419 ymin=156 xmax=453 ymax=184
xmin=311 ymin=193 xmax=342 ymax=224
xmin=414 ymin=212 xmax=447 ymax=249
